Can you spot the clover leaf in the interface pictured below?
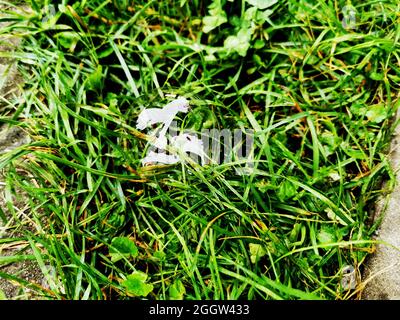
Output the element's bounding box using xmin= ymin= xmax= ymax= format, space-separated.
xmin=277 ymin=180 xmax=298 ymax=201
xmin=109 ymin=237 xmax=138 ymax=263
xmin=365 ymin=104 xmax=387 ymax=123
xmin=249 ymin=243 xmax=267 ymax=264
xmin=202 ymin=0 xmax=227 ymax=33
xmin=122 ymin=271 xmax=154 ymax=297
xmin=224 ymin=26 xmax=253 ymax=57
xmin=169 ymin=279 xmax=186 ymax=300
xmin=245 ymin=0 xmax=278 ymax=10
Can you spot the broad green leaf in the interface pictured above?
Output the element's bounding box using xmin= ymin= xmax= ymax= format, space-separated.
xmin=86 ymin=65 xmax=103 ymax=92
xmin=254 ymin=39 xmax=265 ymax=49
xmin=122 ymin=271 xmax=154 ymax=297
xmin=350 ymin=103 xmax=366 ymax=116
xmin=258 ymin=9 xmax=274 ymax=21
xmin=244 ymin=6 xmax=258 ymax=21
xmin=0 ymin=289 xmax=6 ymax=300
xmin=369 ymin=72 xmax=384 ymax=81
xmin=366 ymin=104 xmax=387 ymax=123
xmin=320 ymin=130 xmax=342 ymax=156
xmin=245 ymin=6 xmax=273 ymax=23
xmin=289 ymin=223 xmax=302 ymax=242
xmin=317 ymin=225 xmax=337 ymax=246
xmin=153 ymin=251 xmax=166 ymax=261
xmin=224 ymin=27 xmax=253 ymax=57
xmin=249 ymin=243 xmax=267 ymax=263
xmin=277 ymin=180 xmax=298 ymax=201
xmin=98 ymin=46 xmax=114 ymax=59
xmin=245 ymin=0 xmax=278 ymax=10
xmin=203 ymin=16 xmax=227 ymax=33
xmin=328 ymin=170 xmax=341 ymax=182
xmin=56 ymin=31 xmax=80 ymax=51
xmin=202 ymin=0 xmax=227 ymax=33
xmin=340 ymin=142 xmax=366 ymax=160
xmin=255 ymin=179 xmax=276 ymax=193
xmin=186 ymin=107 xmax=217 ymax=130
xmin=169 ymin=279 xmax=186 ymax=300
xmin=109 ymin=237 xmax=138 ymax=262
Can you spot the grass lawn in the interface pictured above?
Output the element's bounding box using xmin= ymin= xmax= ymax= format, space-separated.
xmin=0 ymin=0 xmax=399 ymax=300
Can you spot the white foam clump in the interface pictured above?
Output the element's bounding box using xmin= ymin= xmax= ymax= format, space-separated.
xmin=141 ymin=134 xmax=205 ymax=165
xmin=141 ymin=151 xmax=179 ymax=165
xmin=152 ymin=135 xmax=168 ymax=149
xmin=137 ymin=96 xmax=206 ymax=166
xmin=136 ymin=97 xmax=190 ymax=132
xmin=171 ymin=133 xmax=206 ymax=165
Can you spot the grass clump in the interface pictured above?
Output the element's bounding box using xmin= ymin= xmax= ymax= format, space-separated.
xmin=0 ymin=0 xmax=399 ymax=299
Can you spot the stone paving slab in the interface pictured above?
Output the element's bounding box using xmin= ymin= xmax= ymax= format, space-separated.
xmin=362 ymin=107 xmax=400 ymax=300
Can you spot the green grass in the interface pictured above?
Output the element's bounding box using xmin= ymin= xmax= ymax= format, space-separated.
xmin=0 ymin=0 xmax=399 ymax=300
